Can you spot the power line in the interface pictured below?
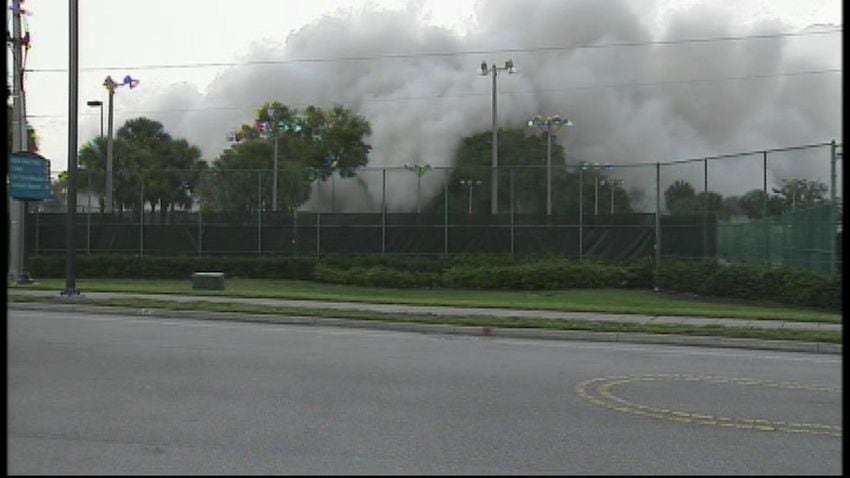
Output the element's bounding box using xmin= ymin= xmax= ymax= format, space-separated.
xmin=24 ymin=29 xmax=842 ymax=73
xmin=25 ymin=67 xmax=842 ymax=120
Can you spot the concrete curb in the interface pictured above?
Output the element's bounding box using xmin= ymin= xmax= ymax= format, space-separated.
xmin=9 ymin=302 xmax=841 ymax=355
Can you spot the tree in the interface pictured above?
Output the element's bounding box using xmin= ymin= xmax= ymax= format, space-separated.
xmin=141 ymin=137 xmax=201 ymax=221
xmin=664 ymin=180 xmax=696 ymax=214
xmin=434 ymin=127 xmax=635 ymax=216
xmin=203 ymin=102 xmax=372 ymax=212
xmin=771 ymin=178 xmax=828 ymax=211
xmin=438 ymin=128 xmax=551 ymax=214
xmin=77 ymin=117 xmax=203 ymax=217
xmin=695 ymin=191 xmax=734 ymax=221
xmin=78 ymin=136 xmax=108 ymax=211
xmin=737 ymin=189 xmax=784 ymax=219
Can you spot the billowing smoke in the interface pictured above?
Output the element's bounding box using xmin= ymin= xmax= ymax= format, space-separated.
xmin=120 ymin=0 xmax=843 ymax=211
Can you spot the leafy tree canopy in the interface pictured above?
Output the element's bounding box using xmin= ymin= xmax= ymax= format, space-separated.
xmin=77 ymin=117 xmax=203 ymax=216
xmin=203 ymin=102 xmax=372 ymax=212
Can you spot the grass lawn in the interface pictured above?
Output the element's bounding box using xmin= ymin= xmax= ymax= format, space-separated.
xmin=10 ymin=277 xmax=840 ymax=323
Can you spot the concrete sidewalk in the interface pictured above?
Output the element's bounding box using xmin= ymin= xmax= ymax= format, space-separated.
xmin=8 ymin=288 xmax=841 ymax=332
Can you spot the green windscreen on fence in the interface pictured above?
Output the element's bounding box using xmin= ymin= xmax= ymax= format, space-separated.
xmin=716 ymin=204 xmax=840 ymax=275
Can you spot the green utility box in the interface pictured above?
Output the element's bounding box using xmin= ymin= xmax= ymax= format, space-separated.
xmin=192 ymin=272 xmax=225 ymax=290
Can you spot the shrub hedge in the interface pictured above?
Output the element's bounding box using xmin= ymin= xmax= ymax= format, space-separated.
xmin=27 ymin=254 xmax=839 ymax=311
xmin=656 ymin=258 xmax=841 ymax=311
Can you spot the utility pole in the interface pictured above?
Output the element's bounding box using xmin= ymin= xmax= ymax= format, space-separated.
xmin=9 ymin=0 xmax=29 ymax=283
xmin=62 ymin=0 xmax=80 ymax=296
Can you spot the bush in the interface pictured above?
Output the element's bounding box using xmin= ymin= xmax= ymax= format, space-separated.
xmin=318 ymin=254 xmax=447 ymax=274
xmin=442 ymin=258 xmax=651 ymax=290
xmin=29 ymin=254 xmax=316 ymax=280
xmin=315 ymin=263 xmax=440 ymax=288
xmin=27 ymin=254 xmax=839 ymax=311
xmin=658 ymin=259 xmax=841 ymax=311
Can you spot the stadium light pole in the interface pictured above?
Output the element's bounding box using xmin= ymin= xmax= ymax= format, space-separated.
xmin=460 ymin=179 xmax=483 ymax=215
xmin=480 ymin=59 xmax=517 ymax=215
xmin=404 ymin=163 xmax=432 ymax=214
xmin=609 ymin=178 xmax=623 ymax=214
xmin=528 ymin=115 xmax=573 ymax=215
xmin=593 ymin=163 xmax=612 ymax=215
xmin=266 ymin=106 xmax=281 ymax=212
xmin=103 ymin=74 xmax=139 ymax=214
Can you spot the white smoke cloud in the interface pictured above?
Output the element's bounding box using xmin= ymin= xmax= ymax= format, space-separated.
xmin=128 ymin=0 xmax=841 ymax=211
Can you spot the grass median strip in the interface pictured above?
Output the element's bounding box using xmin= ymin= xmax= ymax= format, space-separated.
xmin=9 ymin=294 xmax=841 ymax=344
xmin=9 ymin=278 xmax=840 ymax=323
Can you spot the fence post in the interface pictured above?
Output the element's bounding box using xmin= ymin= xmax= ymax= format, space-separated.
xmin=703 ymin=157 xmax=708 ymax=257
xmin=35 ymin=206 xmax=39 ymax=256
xmin=381 ymin=167 xmax=386 ymax=254
xmin=87 ymin=170 xmax=91 ymax=254
xmin=830 ymin=140 xmax=837 ymax=275
xmin=762 ymin=150 xmax=768 ymax=266
xmin=139 ymin=174 xmax=144 ymax=256
xmin=444 ymin=168 xmax=449 ymax=257
xmin=510 ymin=167 xmax=515 ymax=257
xmin=198 ymin=201 xmax=203 ymax=257
xmin=654 ymin=162 xmax=661 ymax=290
xmin=293 ymin=207 xmax=298 ymax=255
xmin=316 ymin=179 xmax=321 ymax=257
xmin=257 ymin=171 xmax=262 ymax=256
xmin=579 ymin=167 xmax=583 ymax=262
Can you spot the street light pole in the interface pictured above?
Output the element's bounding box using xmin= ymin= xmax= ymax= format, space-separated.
xmin=86 ymin=100 xmax=103 ymax=210
xmin=480 ymin=60 xmax=516 ymax=215
xmin=104 ymin=79 xmax=116 ymax=213
xmin=528 ymin=115 xmax=573 ymax=215
xmin=63 ymin=0 xmax=80 ymax=296
xmin=86 ymin=100 xmax=103 ymax=138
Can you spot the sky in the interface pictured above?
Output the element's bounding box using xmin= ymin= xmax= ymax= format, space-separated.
xmin=8 ymin=0 xmax=843 ymax=211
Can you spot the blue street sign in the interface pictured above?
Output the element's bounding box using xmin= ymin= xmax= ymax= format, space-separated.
xmin=8 ymin=151 xmax=51 ymax=201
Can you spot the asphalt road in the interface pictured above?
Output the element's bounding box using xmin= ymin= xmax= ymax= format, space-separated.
xmin=8 ymin=309 xmax=842 ymax=475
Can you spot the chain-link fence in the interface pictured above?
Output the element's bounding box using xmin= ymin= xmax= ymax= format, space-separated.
xmin=27 ymin=141 xmax=842 ymax=276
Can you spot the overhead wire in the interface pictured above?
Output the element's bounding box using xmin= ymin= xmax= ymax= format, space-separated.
xmin=23 ymin=28 xmax=843 ymax=73
xmin=24 ymin=67 xmax=842 ymax=120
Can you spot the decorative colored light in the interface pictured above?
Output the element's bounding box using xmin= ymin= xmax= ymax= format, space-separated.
xmin=122 ymin=75 xmax=140 ymax=88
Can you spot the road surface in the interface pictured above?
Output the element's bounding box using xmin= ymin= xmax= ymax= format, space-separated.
xmin=8 ymin=309 xmax=842 ymax=474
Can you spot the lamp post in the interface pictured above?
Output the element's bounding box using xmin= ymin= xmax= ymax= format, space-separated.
xmin=480 ymin=59 xmax=517 ymax=215
xmin=404 ymin=163 xmax=432 ymax=214
xmin=86 ymin=100 xmax=103 ymax=210
xmin=103 ymin=74 xmax=139 ymax=213
xmin=86 ymin=100 xmax=103 ymax=138
xmin=460 ymin=179 xmax=483 ymax=215
xmin=528 ymin=115 xmax=573 ymax=215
